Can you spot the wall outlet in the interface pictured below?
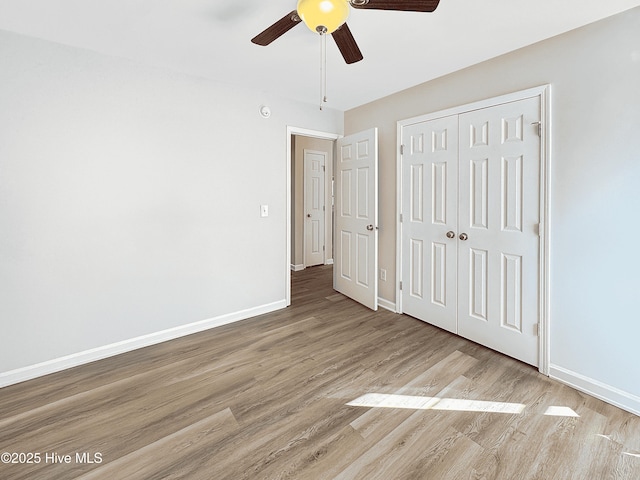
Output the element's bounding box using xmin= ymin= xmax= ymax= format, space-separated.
xmin=379 ymin=269 xmax=387 ymax=281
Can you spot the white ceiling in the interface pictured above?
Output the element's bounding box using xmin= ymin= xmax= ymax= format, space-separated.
xmin=1 ymin=0 xmax=639 ymax=111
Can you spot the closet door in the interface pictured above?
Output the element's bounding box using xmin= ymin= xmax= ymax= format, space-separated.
xmin=457 ymin=96 xmax=541 ymax=366
xmin=401 ymin=115 xmax=458 ymax=333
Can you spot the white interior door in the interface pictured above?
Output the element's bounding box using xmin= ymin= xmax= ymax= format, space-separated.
xmin=304 ymin=150 xmax=326 ymax=267
xmin=457 ymin=97 xmax=541 ymax=366
xmin=335 ymin=128 xmax=378 ymax=310
xmin=401 ymin=115 xmax=458 ymax=333
xmin=400 ymin=95 xmax=541 ymax=366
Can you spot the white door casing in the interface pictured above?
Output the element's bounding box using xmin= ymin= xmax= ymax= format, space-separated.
xmin=399 ymin=89 xmax=548 ymax=369
xmin=335 ymin=128 xmax=379 ymax=310
xmin=304 ymin=150 xmax=326 ymax=267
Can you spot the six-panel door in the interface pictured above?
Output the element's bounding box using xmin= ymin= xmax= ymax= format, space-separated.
xmin=335 ymin=128 xmax=379 ymax=311
xmin=401 ymin=96 xmax=541 ymax=366
xmin=457 ymin=97 xmax=541 ymax=366
xmin=401 ymin=115 xmax=458 ymax=333
xmin=304 ymin=150 xmax=326 ymax=267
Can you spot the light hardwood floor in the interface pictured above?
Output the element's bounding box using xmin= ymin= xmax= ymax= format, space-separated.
xmin=1 ymin=265 xmax=639 ymax=479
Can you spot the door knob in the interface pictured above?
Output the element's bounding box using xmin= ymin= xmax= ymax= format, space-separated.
xmin=366 ymin=224 xmax=374 ymax=231
xmin=446 ymin=231 xmax=455 ymax=239
xmin=459 ymin=233 xmax=468 ymax=241
xmin=307 ymin=214 xmax=311 ymax=218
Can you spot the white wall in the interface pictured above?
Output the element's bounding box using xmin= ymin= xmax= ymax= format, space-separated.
xmin=345 ymin=8 xmax=640 ymax=413
xmin=0 ymin=30 xmax=342 ymax=383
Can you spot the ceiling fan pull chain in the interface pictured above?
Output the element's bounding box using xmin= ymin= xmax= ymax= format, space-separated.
xmin=319 ymin=32 xmax=328 ymax=110
xmin=323 ymin=32 xmax=328 ymax=105
xmin=319 ymin=33 xmax=323 ymax=110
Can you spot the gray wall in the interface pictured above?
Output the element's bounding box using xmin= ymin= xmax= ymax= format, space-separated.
xmin=0 ymin=30 xmax=342 ymax=380
xmin=345 ymin=8 xmax=640 ymax=409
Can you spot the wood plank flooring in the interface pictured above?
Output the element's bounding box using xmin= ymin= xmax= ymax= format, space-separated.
xmin=1 ymin=265 xmax=638 ymax=479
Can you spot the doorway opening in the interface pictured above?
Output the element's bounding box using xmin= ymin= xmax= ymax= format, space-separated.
xmin=287 ymin=126 xmax=380 ymax=311
xmin=286 ymin=127 xmax=340 ymax=306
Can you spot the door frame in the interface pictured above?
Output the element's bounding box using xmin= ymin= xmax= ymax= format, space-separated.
xmin=395 ymin=85 xmax=552 ymax=375
xmin=286 ymin=126 xmax=341 ymax=306
xmin=303 ymin=148 xmax=328 ymax=268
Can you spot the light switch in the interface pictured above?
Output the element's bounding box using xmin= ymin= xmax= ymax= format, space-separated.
xmin=260 ymin=205 xmax=269 ymax=217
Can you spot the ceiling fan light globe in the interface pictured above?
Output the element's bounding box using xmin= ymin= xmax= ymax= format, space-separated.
xmin=297 ymin=0 xmax=350 ymax=34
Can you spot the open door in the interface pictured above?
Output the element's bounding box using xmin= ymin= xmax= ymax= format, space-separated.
xmin=335 ymin=128 xmax=378 ymax=310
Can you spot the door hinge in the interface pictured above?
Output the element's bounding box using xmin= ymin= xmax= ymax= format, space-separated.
xmin=536 ymin=222 xmax=543 ymax=237
xmin=399 ymin=213 xmax=403 ymax=223
xmin=323 ymin=245 xmax=325 ymax=251
xmin=531 ymin=121 xmax=542 ymax=137
xmin=399 ymin=281 xmax=403 ymax=291
xmin=322 ymin=165 xmax=326 ymax=171
xmin=534 ymin=323 xmax=540 ymax=336
xmin=400 ymin=144 xmax=405 ymax=155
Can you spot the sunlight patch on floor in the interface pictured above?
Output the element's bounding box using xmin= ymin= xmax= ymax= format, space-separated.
xmin=346 ymin=393 xmax=526 ymax=414
xmin=596 ymin=435 xmax=640 ymax=459
xmin=622 ymin=452 xmax=640 ymax=458
xmin=544 ymin=406 xmax=580 ymax=417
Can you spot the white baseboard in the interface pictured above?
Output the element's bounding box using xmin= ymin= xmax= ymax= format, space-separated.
xmin=0 ymin=300 xmax=287 ymax=389
xmin=291 ymin=261 xmax=333 ymax=271
xmin=378 ymin=297 xmax=397 ymax=313
xmin=549 ymin=364 xmax=640 ymax=417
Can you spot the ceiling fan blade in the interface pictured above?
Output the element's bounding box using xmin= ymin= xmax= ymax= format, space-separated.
xmin=332 ymin=23 xmax=363 ymax=64
xmin=251 ymin=10 xmax=301 ymax=46
xmin=350 ymin=0 xmax=440 ymax=12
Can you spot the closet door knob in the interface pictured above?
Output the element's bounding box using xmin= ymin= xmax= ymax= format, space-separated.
xmin=446 ymin=231 xmax=455 ymax=239
xmin=459 ymin=233 xmax=468 ymax=241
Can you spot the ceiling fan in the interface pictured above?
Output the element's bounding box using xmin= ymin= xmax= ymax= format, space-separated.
xmin=251 ymin=0 xmax=441 ymax=64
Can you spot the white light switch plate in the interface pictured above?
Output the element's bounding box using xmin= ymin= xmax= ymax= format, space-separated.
xmin=260 ymin=205 xmax=269 ymax=217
